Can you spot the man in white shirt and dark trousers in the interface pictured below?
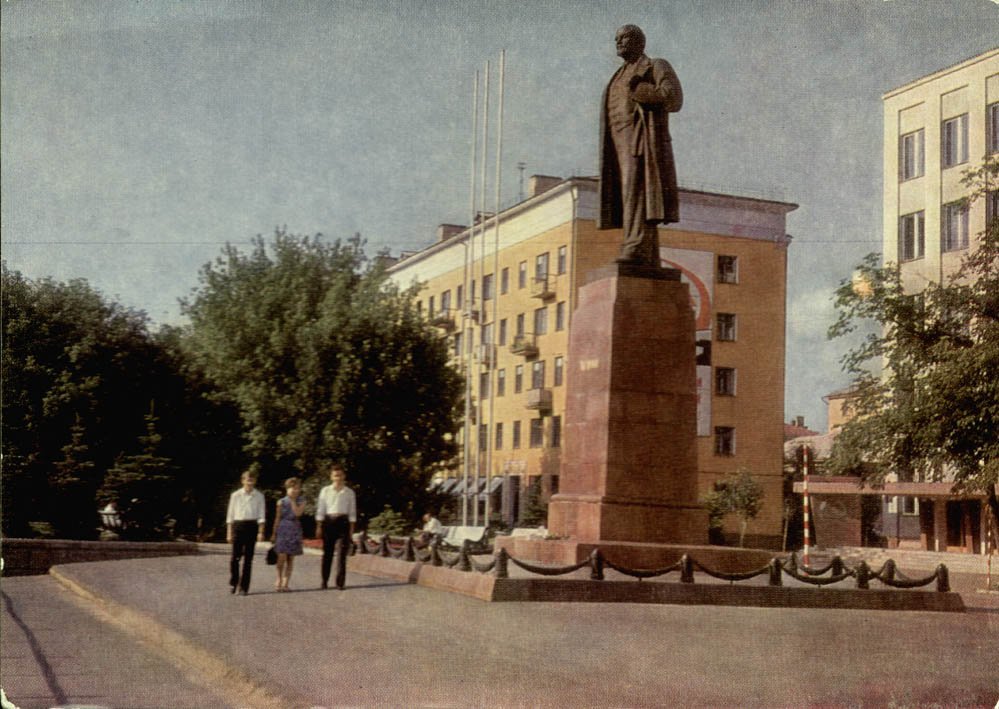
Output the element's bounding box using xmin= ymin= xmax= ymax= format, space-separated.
xmin=315 ymin=463 xmax=357 ymax=590
xmin=226 ymin=470 xmax=266 ymax=595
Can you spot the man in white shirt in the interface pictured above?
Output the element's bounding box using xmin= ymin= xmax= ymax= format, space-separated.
xmin=314 ymin=464 xmax=357 ymax=590
xmin=419 ymin=512 xmax=443 ymax=545
xmin=226 ymin=470 xmax=266 ymax=595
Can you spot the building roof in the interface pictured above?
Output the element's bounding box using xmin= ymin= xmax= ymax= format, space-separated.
xmin=883 ymin=46 xmax=999 ymax=98
xmin=783 ymin=422 xmax=820 ymax=441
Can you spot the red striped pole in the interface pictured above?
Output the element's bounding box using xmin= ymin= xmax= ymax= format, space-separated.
xmin=802 ymin=446 xmax=811 ymax=567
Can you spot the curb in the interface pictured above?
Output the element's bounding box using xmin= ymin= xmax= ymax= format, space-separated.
xmin=48 ymin=565 xmax=315 ymax=709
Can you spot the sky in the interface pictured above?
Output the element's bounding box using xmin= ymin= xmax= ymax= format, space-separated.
xmin=3 ymin=0 xmax=998 ymax=432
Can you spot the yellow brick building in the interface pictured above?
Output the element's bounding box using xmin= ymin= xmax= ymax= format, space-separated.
xmin=388 ymin=176 xmax=796 ymax=547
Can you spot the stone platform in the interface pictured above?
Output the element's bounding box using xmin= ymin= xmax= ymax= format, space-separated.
xmin=347 ymin=554 xmax=965 ymax=612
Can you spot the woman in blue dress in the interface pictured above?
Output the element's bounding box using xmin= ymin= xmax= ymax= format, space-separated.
xmin=271 ymin=476 xmax=305 ymax=592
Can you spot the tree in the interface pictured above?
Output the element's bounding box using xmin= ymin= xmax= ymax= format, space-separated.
xmin=1 ymin=266 xmax=244 ymax=539
xmin=702 ymin=470 xmax=764 ymax=547
xmin=180 ymin=229 xmax=463 ymax=522
xmin=99 ymin=405 xmax=179 ymax=540
xmin=827 ymin=156 xmax=999 ymax=535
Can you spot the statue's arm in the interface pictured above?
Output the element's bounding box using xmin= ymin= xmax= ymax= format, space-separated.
xmin=631 ymin=58 xmax=682 ymax=112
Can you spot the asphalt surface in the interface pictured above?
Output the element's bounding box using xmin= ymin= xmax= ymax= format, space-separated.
xmin=2 ymin=547 xmax=996 ymax=709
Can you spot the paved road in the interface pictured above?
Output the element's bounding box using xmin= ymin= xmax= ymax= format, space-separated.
xmin=1 ymin=574 xmax=237 ymax=709
xmin=9 ymin=550 xmax=995 ymax=708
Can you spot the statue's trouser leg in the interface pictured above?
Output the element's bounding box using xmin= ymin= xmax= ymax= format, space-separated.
xmin=615 ymin=138 xmax=659 ymax=265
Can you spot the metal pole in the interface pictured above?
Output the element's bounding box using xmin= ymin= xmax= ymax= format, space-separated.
xmin=802 ymin=446 xmax=811 ymax=567
xmin=485 ymin=50 xmax=505 ymax=528
xmin=462 ymin=71 xmax=478 ymax=527
xmin=473 ymin=60 xmax=489 ymax=527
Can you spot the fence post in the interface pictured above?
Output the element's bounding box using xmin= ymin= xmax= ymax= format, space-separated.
xmin=378 ymin=536 xmax=390 ymax=558
xmin=589 ymin=549 xmax=604 ymax=581
xmin=680 ymin=554 xmax=694 ymax=584
xmin=881 ymin=559 xmax=896 ymax=583
xmin=430 ymin=539 xmax=443 ymax=567
xmin=493 ymin=547 xmax=509 ymax=579
xmin=936 ymin=564 xmax=950 ymax=593
xmin=357 ymin=531 xmax=369 ymax=555
xmin=768 ymin=557 xmax=782 ymax=586
xmin=404 ymin=536 xmax=416 ymax=563
xmin=459 ymin=540 xmax=472 ymax=572
xmin=855 ymin=560 xmax=870 ymax=589
xmin=831 ymin=556 xmax=843 ymax=576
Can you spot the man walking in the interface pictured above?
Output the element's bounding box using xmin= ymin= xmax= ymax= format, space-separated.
xmin=226 ymin=470 xmax=265 ymax=595
xmin=315 ymin=463 xmax=357 ymax=590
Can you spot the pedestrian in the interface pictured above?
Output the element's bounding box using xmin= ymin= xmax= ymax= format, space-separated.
xmin=271 ymin=476 xmax=306 ymax=592
xmin=226 ymin=470 xmax=266 ymax=595
xmin=419 ymin=511 xmax=443 ymax=545
xmin=314 ymin=463 xmax=357 ymax=590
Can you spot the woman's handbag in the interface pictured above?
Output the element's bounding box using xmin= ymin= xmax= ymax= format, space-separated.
xmin=266 ymin=545 xmax=278 ymax=565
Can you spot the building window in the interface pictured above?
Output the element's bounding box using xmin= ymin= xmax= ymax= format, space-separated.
xmin=479 ymin=423 xmax=488 ymax=452
xmin=531 ymin=360 xmax=546 ymax=390
xmin=453 ymin=332 xmax=462 ymax=358
xmin=550 ymin=416 xmax=562 ymax=448
xmin=987 ymin=190 xmax=999 ymax=226
xmin=516 ymin=313 xmax=525 ymax=337
xmin=535 ymin=252 xmax=549 ymax=280
xmin=717 ymin=255 xmax=738 ymax=284
xmin=557 ymin=245 xmax=567 ymax=274
xmin=497 ymin=368 xmax=506 ymax=397
xmin=512 ymin=420 xmax=522 ymax=449
xmin=470 ymin=279 xmax=476 ymax=303
xmin=456 ymin=285 xmax=463 ymax=310
xmin=533 ymin=306 xmax=548 ymax=335
xmin=500 ymin=267 xmax=509 ymax=295
xmin=989 ymin=102 xmax=999 ymax=155
xmin=554 ymin=356 xmax=564 ymax=386
xmin=518 ymin=261 xmax=527 ymax=289
xmin=716 ymin=313 xmax=737 ymax=342
xmin=899 ymin=211 xmax=925 ymax=261
xmin=483 ymin=273 xmax=494 ymax=300
xmin=440 ymin=289 xmax=451 ymax=313
xmin=555 ymin=301 xmax=566 ymax=331
xmin=428 ymin=295 xmax=435 ymax=318
xmin=514 ymin=365 xmax=524 ymax=394
xmin=529 ymin=418 xmax=544 ymax=448
xmin=942 ymin=202 xmax=969 ymax=252
xmin=498 ymin=318 xmax=507 ymax=346
xmin=714 ymin=427 xmax=735 ymax=456
xmin=890 ymin=496 xmax=920 ymax=516
xmin=481 ymin=322 xmax=493 ymax=345
xmin=479 ymin=371 xmax=490 ymax=399
xmin=899 ymin=128 xmax=924 ymax=181
xmin=495 ymin=422 xmax=504 ymax=450
xmin=715 ymin=367 xmax=736 ymax=396
xmin=941 ymin=114 xmax=968 ymax=169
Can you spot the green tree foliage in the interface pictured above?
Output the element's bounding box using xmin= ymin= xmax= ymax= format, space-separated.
xmin=2 ymin=266 xmax=245 ymax=539
xmin=366 ymin=505 xmax=408 ymax=536
xmin=702 ymin=470 xmax=764 ymax=547
xmin=99 ymin=406 xmax=178 ymax=540
xmin=180 ymin=229 xmax=463 ymax=522
xmin=827 ymin=156 xmax=999 ymax=533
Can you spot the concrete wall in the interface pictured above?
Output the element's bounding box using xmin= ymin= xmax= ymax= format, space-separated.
xmin=1 ymin=538 xmax=200 ymax=576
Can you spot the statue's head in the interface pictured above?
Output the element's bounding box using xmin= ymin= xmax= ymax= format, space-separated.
xmin=615 ymin=25 xmax=646 ymax=60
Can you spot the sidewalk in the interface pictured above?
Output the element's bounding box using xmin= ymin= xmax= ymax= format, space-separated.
xmin=1 ymin=548 xmax=991 ymax=708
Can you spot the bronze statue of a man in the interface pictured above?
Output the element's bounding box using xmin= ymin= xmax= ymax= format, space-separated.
xmin=598 ymin=24 xmax=683 ymax=267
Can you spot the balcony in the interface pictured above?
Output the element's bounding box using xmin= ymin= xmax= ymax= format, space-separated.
xmin=525 ymin=387 xmax=553 ymax=413
xmin=429 ymin=308 xmax=455 ymax=331
xmin=476 ymin=343 xmax=496 ymax=367
xmin=509 ymin=333 xmax=538 ymax=358
xmin=530 ymin=275 xmax=555 ymax=300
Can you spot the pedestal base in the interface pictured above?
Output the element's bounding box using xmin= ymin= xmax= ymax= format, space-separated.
xmin=548 ymin=493 xmax=708 ymax=546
